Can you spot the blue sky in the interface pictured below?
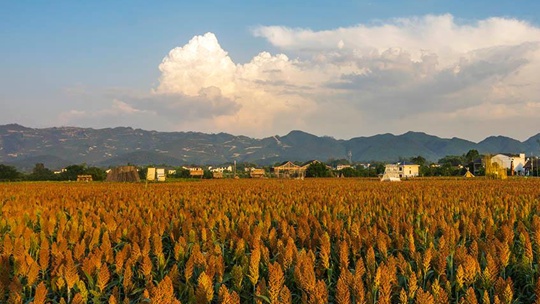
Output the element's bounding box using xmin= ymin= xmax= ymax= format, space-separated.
xmin=1 ymin=1 xmax=540 ymax=141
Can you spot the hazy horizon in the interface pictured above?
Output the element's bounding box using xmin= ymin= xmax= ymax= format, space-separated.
xmin=2 ymin=122 xmax=539 ymax=144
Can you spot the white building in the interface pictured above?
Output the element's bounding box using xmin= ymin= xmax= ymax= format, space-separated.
xmin=381 ymin=162 xmax=420 ymax=181
xmin=381 ymin=164 xmax=401 ymax=182
xmin=209 ymin=165 xmax=233 ymax=173
xmin=490 ymin=153 xmax=526 ymax=175
xmin=399 ymin=162 xmax=420 ymax=178
xmin=336 ymin=164 xmax=351 ymax=171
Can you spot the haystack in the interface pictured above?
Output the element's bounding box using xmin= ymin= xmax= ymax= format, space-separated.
xmin=464 ymin=168 xmax=475 ymax=178
xmin=106 ymin=166 xmax=140 ymax=182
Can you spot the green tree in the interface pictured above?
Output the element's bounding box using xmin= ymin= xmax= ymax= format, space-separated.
xmin=27 ymin=163 xmax=56 ymax=181
xmin=410 ymin=155 xmax=427 ymax=166
xmin=173 ymin=168 xmax=191 ymax=178
xmin=58 ymin=164 xmax=86 ymax=181
xmin=305 ymin=162 xmax=331 ymax=178
xmin=339 ymin=167 xmax=358 ymax=177
xmin=85 ymin=167 xmax=107 ymax=181
xmin=0 ymin=164 xmax=21 ymax=181
xmin=138 ymin=167 xmax=147 ymax=180
xmin=438 ymin=155 xmax=464 ymax=167
xmin=202 ymin=170 xmax=213 ymax=179
xmin=373 ymin=162 xmax=386 ymax=175
xmin=464 ymin=149 xmax=480 ymax=163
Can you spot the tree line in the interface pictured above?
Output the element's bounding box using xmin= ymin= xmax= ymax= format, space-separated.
xmin=0 ymin=163 xmax=107 ymax=182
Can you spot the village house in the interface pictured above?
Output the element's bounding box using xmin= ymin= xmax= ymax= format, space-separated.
xmin=398 ymin=162 xmax=420 ymax=178
xmin=249 ymin=168 xmax=266 ymax=178
xmin=381 ymin=162 xmax=420 ymax=181
xmin=209 ymin=165 xmax=233 ymax=173
xmin=336 ymin=164 xmax=351 ymax=171
xmin=77 ymin=175 xmax=93 ymax=182
xmin=183 ymin=166 xmax=204 ymax=178
xmin=524 ymin=158 xmax=540 ymax=176
xmin=490 ymin=153 xmax=526 ymax=175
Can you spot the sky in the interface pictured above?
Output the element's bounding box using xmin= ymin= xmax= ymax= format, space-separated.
xmin=1 ymin=1 xmax=540 ymax=142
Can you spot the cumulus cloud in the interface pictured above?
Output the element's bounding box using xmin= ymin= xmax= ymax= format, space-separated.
xmin=157 ymin=33 xmax=237 ymax=96
xmin=61 ymin=15 xmax=540 ymax=140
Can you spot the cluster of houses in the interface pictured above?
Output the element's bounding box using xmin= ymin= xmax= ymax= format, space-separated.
xmin=380 ymin=153 xmax=538 ymax=182
xmin=69 ymin=151 xmax=539 ymax=182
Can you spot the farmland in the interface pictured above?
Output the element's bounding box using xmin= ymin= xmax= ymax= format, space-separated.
xmin=1 ymin=179 xmax=540 ymax=303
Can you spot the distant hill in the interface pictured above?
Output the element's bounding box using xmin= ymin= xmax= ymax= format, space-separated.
xmin=0 ymin=124 xmax=538 ymax=170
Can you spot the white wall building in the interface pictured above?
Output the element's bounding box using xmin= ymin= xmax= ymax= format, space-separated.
xmin=490 ymin=153 xmax=526 ymax=174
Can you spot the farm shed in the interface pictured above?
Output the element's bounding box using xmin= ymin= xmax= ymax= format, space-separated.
xmin=106 ymin=166 xmax=140 ymax=182
xmin=250 ymin=168 xmax=266 ymax=178
xmin=77 ymin=175 xmax=93 ymax=182
xmin=273 ymin=161 xmax=303 ymax=178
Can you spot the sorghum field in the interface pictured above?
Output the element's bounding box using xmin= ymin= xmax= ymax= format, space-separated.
xmin=1 ymin=179 xmax=540 ymax=304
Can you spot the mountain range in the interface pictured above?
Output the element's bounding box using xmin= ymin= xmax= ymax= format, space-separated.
xmin=1 ymin=124 xmax=539 ymax=171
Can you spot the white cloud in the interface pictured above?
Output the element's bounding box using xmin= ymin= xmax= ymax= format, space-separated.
xmin=157 ymin=33 xmax=237 ymax=96
xmin=252 ymin=14 xmax=540 ymax=66
xmin=61 ymin=15 xmax=540 ymax=141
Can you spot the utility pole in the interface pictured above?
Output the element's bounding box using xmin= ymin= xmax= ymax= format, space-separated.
xmin=531 ymin=152 xmax=534 ymax=176
xmin=537 ymin=139 xmax=540 ymax=177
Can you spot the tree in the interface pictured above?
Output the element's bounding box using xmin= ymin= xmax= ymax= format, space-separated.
xmin=173 ymin=168 xmax=191 ymax=178
xmin=57 ymin=164 xmax=86 ymax=181
xmin=438 ymin=155 xmax=464 ymax=167
xmin=327 ymin=158 xmax=350 ymax=168
xmin=202 ymin=170 xmax=213 ymax=179
xmin=138 ymin=167 xmax=147 ymax=180
xmin=340 ymin=167 xmax=358 ymax=177
xmin=0 ymin=164 xmax=21 ymax=181
xmin=85 ymin=167 xmax=107 ymax=181
xmin=27 ymin=163 xmax=56 ymax=181
xmin=305 ymin=162 xmax=331 ymax=178
xmin=373 ymin=162 xmax=386 ymax=175
xmin=410 ymin=156 xmax=427 ymax=166
xmin=464 ymin=149 xmax=480 ymax=163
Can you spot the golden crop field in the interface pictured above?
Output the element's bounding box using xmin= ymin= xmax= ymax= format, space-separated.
xmin=1 ymin=179 xmax=540 ymax=304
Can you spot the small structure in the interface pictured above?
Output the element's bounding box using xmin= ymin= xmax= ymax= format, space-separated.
xmin=106 ymin=166 xmax=140 ymax=182
xmin=336 ymin=164 xmax=351 ymax=171
xmin=183 ymin=166 xmax=204 ymax=178
xmin=381 ymin=164 xmax=401 ymax=182
xmin=77 ymin=175 xmax=93 ymax=182
xmin=189 ymin=169 xmax=204 ymax=178
xmin=210 ymin=165 xmax=233 ymax=173
xmin=250 ymin=168 xmax=266 ymax=178
xmin=146 ymin=167 xmax=156 ymax=181
xmin=213 ymin=172 xmax=223 ymax=179
xmin=273 ymin=161 xmax=303 ymax=178
xmin=464 ymin=168 xmax=475 ymax=178
xmin=156 ymin=168 xmax=166 ymax=182
xmin=146 ymin=167 xmax=166 ymax=182
xmin=524 ymin=158 xmax=540 ymax=176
